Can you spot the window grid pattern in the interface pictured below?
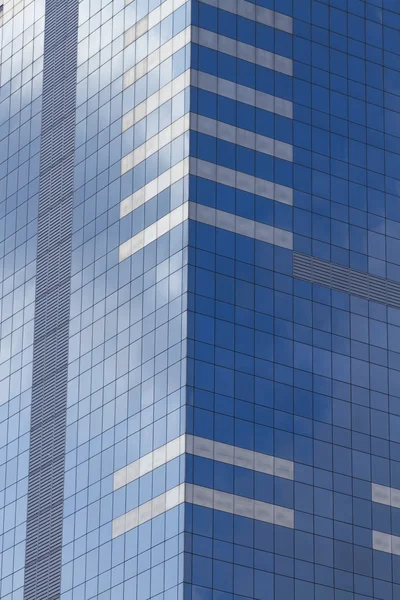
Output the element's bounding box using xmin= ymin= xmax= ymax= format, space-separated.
xmin=0 ymin=0 xmax=44 ymax=598
xmin=186 ymin=0 xmax=400 ymax=600
xmin=61 ymin=1 xmax=189 ymax=598
xmin=2 ymin=0 xmax=400 ymax=599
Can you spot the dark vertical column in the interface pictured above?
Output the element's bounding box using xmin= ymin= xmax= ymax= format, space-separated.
xmin=23 ymin=0 xmax=78 ymax=598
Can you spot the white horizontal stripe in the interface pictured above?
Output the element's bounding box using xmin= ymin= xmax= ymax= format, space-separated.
xmin=186 ymin=483 xmax=294 ymax=528
xmin=121 ymin=114 xmax=190 ymax=175
xmin=114 ymin=435 xmax=186 ymax=490
xmin=112 ymin=483 xmax=294 ymax=537
xmin=190 ymin=201 xmax=293 ymax=249
xmin=187 ymin=435 xmax=294 ymax=479
xmin=190 ymin=157 xmax=293 ymax=205
xmin=191 ymin=70 xmax=293 ymax=118
xmin=120 ymin=112 xmax=292 ymax=177
xmin=112 ymin=483 xmax=186 ymax=538
xmin=192 ymin=26 xmax=293 ymax=76
xmin=120 ymin=157 xmax=292 ymax=219
xmin=124 ymin=27 xmax=191 ymax=89
xmin=372 ymin=482 xmax=400 ymax=508
xmin=114 ymin=434 xmax=294 ymax=491
xmin=119 ymin=202 xmax=189 ymax=261
xmin=121 ymin=70 xmax=292 ymax=135
xmin=120 ymin=158 xmax=190 ymax=218
xmin=125 ymin=0 xmax=188 ymax=48
xmin=373 ymin=530 xmax=400 ymax=555
xmin=119 ymin=200 xmax=292 ymax=261
xmin=199 ymin=0 xmax=293 ymax=34
xmin=122 ymin=26 xmax=292 ymax=91
xmin=191 ymin=114 xmax=293 ymax=161
xmin=122 ymin=70 xmax=191 ymax=132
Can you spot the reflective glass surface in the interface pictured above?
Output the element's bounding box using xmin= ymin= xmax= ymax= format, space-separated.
xmin=3 ymin=0 xmax=400 ymax=598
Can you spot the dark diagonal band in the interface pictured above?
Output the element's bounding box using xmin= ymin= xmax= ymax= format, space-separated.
xmin=23 ymin=1 xmax=78 ymax=598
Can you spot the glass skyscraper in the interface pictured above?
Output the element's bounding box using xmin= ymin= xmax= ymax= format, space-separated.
xmin=2 ymin=0 xmax=400 ymax=598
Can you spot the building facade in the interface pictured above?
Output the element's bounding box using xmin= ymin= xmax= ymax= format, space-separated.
xmin=1 ymin=0 xmax=400 ymax=598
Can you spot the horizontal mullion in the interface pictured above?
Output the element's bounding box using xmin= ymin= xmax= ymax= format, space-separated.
xmin=120 ymin=154 xmax=292 ymax=221
xmin=372 ymin=482 xmax=400 ymax=508
xmin=113 ymin=433 xmax=294 ymax=490
xmin=192 ymin=26 xmax=293 ymax=76
xmin=121 ymin=114 xmax=190 ymax=175
xmin=125 ymin=0 xmax=188 ymax=48
xmin=112 ymin=482 xmax=294 ymax=538
xmin=119 ymin=199 xmax=293 ymax=262
xmin=119 ymin=201 xmax=189 ymax=261
xmin=121 ymin=70 xmax=293 ymax=139
xmin=124 ymin=27 xmax=191 ymax=89
xmin=198 ymin=0 xmax=293 ymax=34
xmin=373 ymin=530 xmax=400 ymax=555
xmin=120 ymin=111 xmax=292 ymax=179
xmin=190 ymin=157 xmax=293 ymax=205
xmin=120 ymin=158 xmax=190 ymax=218
xmin=191 ymin=113 xmax=293 ymax=162
xmin=122 ymin=70 xmax=191 ymax=131
xmin=192 ymin=69 xmax=293 ymax=119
